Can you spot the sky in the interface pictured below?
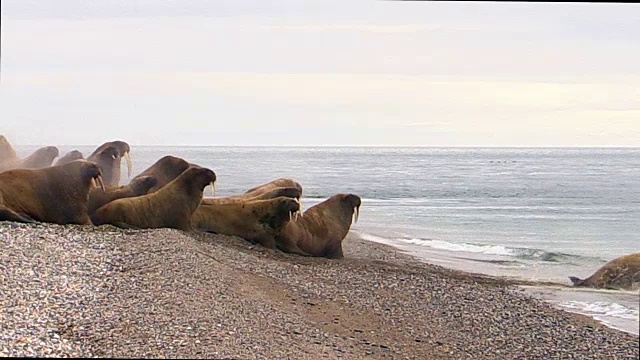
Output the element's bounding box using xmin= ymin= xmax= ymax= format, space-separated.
xmin=1 ymin=0 xmax=639 ymax=147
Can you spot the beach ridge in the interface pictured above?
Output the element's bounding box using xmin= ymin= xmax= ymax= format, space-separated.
xmin=1 ymin=222 xmax=638 ymax=359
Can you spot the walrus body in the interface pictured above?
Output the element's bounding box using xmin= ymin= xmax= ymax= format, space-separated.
xmin=19 ymin=146 xmax=60 ymax=169
xmin=202 ymin=186 xmax=301 ymax=206
xmin=0 ymin=160 xmax=105 ymax=225
xmin=92 ymin=166 xmax=216 ymax=231
xmin=275 ymin=194 xmax=361 ymax=258
xmin=88 ymin=140 xmax=132 ymax=187
xmin=244 ymin=178 xmax=302 ymax=197
xmin=569 ymin=253 xmax=640 ymax=290
xmin=192 ymin=196 xmax=301 ymax=249
xmin=55 ymin=150 xmax=84 ymax=166
xmin=131 ymin=155 xmax=191 ymax=193
xmin=87 ymin=175 xmax=158 ymax=218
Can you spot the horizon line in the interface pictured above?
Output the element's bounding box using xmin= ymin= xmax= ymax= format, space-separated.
xmin=13 ymin=144 xmax=640 ymax=149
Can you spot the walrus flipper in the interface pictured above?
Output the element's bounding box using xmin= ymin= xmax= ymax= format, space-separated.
xmin=277 ymin=241 xmax=313 ymax=257
xmin=0 ymin=208 xmax=37 ymax=223
xmin=569 ymin=276 xmax=585 ymax=286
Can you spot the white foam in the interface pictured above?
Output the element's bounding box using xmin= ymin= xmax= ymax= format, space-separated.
xmin=403 ymin=238 xmax=516 ymax=256
xmin=558 ymin=301 xmax=639 ymax=321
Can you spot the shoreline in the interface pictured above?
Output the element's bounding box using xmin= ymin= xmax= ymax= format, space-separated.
xmin=1 ymin=222 xmax=638 ymax=358
xmin=354 ymin=230 xmax=640 ymax=336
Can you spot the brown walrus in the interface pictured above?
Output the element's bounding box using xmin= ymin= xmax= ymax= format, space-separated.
xmin=201 ymin=186 xmax=302 ymax=206
xmin=87 ymin=140 xmax=133 ymax=187
xmin=569 ymin=253 xmax=640 ymax=290
xmin=274 ymin=193 xmax=361 ymax=258
xmin=92 ymin=165 xmax=216 ymax=231
xmin=55 ymin=150 xmax=84 ymax=166
xmin=244 ymin=178 xmax=302 ymax=197
xmin=192 ymin=196 xmax=301 ymax=249
xmin=131 ymin=155 xmax=191 ymax=193
xmin=0 ymin=135 xmax=19 ymax=170
xmin=19 ymin=146 xmax=60 ymax=169
xmin=87 ymin=175 xmax=158 ymax=218
xmin=87 ymin=145 xmax=126 ymax=187
xmin=0 ymin=159 xmax=105 ymax=225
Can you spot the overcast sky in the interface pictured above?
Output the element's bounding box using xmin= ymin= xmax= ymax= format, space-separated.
xmin=1 ymin=0 xmax=639 ymax=146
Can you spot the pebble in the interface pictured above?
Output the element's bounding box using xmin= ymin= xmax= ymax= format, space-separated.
xmin=0 ymin=222 xmax=638 ymax=359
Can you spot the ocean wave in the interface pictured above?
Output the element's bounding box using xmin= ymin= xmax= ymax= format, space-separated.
xmin=557 ymin=301 xmax=639 ymax=321
xmin=355 ymin=231 xmax=593 ymax=263
xmin=404 ymin=238 xmax=574 ymax=262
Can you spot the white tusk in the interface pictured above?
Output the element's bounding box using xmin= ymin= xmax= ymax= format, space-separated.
xmin=210 ymin=181 xmax=217 ymax=197
xmin=111 ymin=154 xmax=116 ymax=160
xmin=289 ymin=211 xmax=292 ymax=222
xmin=97 ymin=175 xmax=106 ymax=192
xmin=354 ymin=206 xmax=360 ymax=223
xmin=90 ymin=178 xmax=97 ymax=189
xmin=124 ymin=151 xmax=133 ymax=178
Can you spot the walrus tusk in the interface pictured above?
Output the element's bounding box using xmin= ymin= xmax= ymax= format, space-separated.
xmin=210 ymin=181 xmax=217 ymax=197
xmin=295 ymin=197 xmax=304 ymax=217
xmin=353 ymin=205 xmax=360 ymax=223
xmin=90 ymin=178 xmax=97 ymax=189
xmin=96 ymin=175 xmax=106 ymax=192
xmin=124 ymin=151 xmax=133 ymax=178
xmin=111 ymin=154 xmax=116 ymax=160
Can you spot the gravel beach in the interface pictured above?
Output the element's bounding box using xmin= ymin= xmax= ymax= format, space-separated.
xmin=1 ymin=222 xmax=638 ymax=359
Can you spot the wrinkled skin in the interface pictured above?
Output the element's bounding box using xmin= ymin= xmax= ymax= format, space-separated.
xmin=0 ymin=160 xmax=104 ymax=225
xmin=275 ymin=194 xmax=361 ymax=259
xmin=92 ymin=166 xmax=216 ymax=231
xmin=88 ymin=175 xmax=158 ymax=218
xmin=192 ymin=196 xmax=301 ymax=249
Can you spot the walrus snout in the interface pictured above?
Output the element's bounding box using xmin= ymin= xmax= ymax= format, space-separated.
xmin=341 ymin=194 xmax=361 ymax=223
xmin=280 ymin=197 xmax=302 ymax=222
xmin=80 ymin=162 xmax=106 ymax=192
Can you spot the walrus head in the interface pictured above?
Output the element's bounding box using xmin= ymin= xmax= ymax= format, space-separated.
xmin=127 ymin=175 xmax=158 ymax=196
xmin=61 ymin=159 xmax=105 ymax=192
xmin=55 ymin=150 xmax=84 ymax=166
xmin=90 ymin=145 xmax=122 ymax=187
xmin=21 ymin=146 xmax=60 ymax=169
xmin=335 ymin=193 xmax=361 ymax=224
xmin=182 ymin=166 xmax=217 ymax=196
xmin=88 ymin=140 xmax=133 ymax=185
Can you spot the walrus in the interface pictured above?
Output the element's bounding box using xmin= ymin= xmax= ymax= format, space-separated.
xmin=87 ymin=175 xmax=158 ymax=218
xmin=0 ymin=159 xmax=105 ymax=225
xmin=0 ymin=135 xmax=19 ymax=169
xmin=131 ymin=155 xmax=191 ymax=193
xmin=87 ymin=145 xmax=127 ymax=187
xmin=274 ymin=193 xmax=361 ymax=258
xmin=87 ymin=140 xmax=133 ymax=187
xmin=92 ymin=165 xmax=216 ymax=231
xmin=55 ymin=150 xmax=84 ymax=166
xmin=244 ymin=178 xmax=302 ymax=197
xmin=19 ymin=146 xmax=60 ymax=169
xmin=192 ymin=196 xmax=301 ymax=250
xmin=201 ymin=186 xmax=302 ymax=206
xmin=569 ymin=253 xmax=640 ymax=290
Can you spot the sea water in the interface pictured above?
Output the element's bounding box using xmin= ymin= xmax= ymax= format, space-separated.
xmin=14 ymin=145 xmax=640 ymax=335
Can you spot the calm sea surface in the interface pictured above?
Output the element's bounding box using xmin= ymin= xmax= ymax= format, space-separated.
xmin=14 ymin=146 xmax=640 ymax=335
